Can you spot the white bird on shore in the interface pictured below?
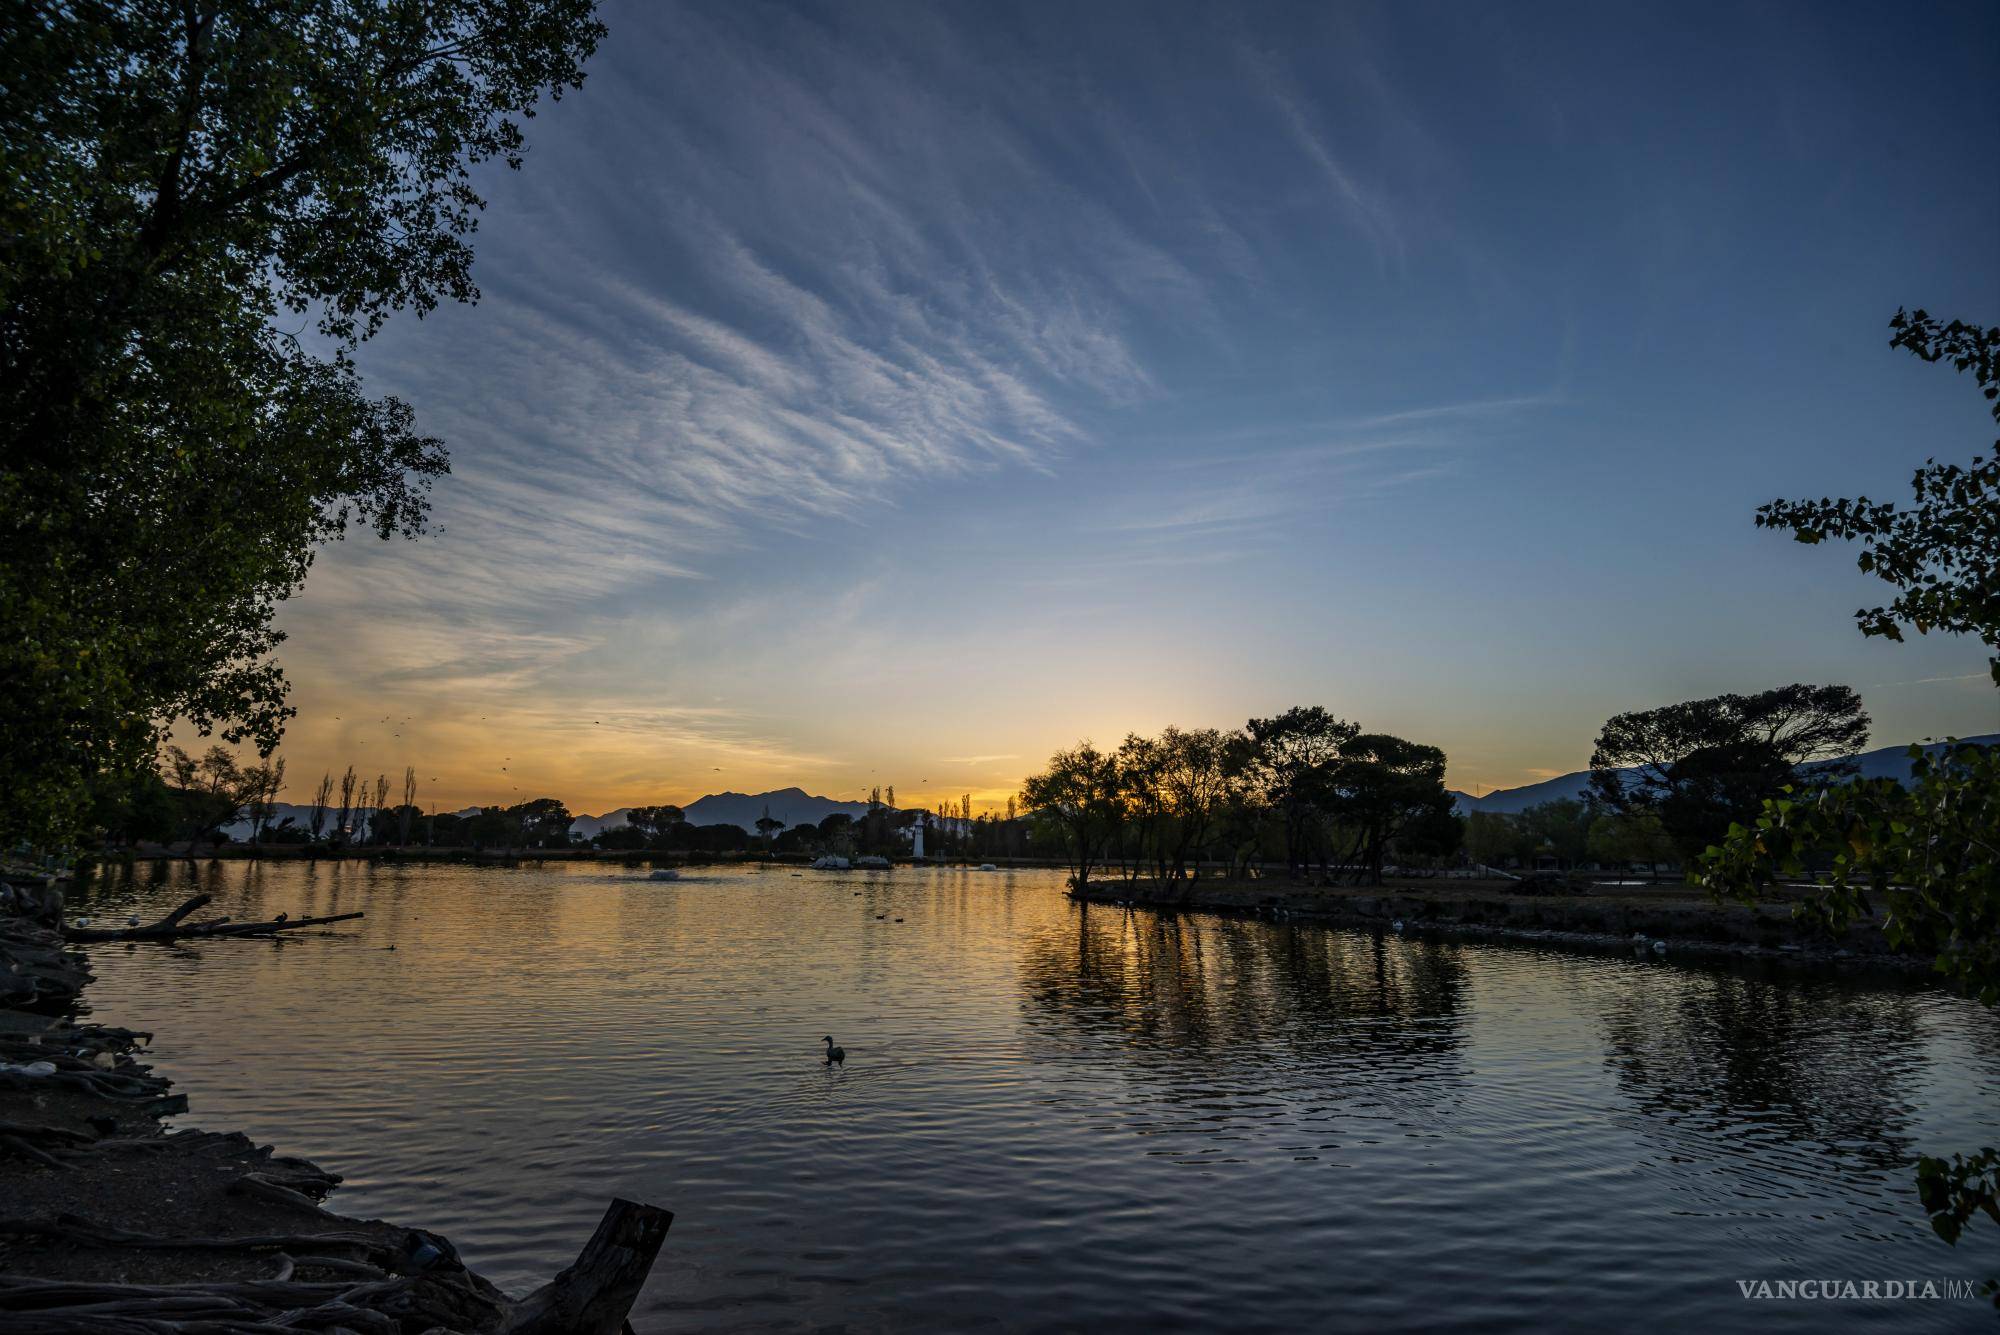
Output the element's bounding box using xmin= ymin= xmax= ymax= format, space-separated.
xmin=822 ymin=1036 xmax=845 ymax=1065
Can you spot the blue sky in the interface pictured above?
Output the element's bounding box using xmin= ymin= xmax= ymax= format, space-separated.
xmin=275 ymin=0 xmax=2000 ymax=811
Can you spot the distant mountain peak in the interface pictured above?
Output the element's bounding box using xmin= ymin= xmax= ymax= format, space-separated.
xmin=571 ymin=787 xmax=870 ymax=837
xmin=1454 ymin=733 xmax=1999 ymax=816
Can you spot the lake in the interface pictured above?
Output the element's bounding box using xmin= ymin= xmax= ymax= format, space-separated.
xmin=71 ymin=860 xmax=1999 ymax=1331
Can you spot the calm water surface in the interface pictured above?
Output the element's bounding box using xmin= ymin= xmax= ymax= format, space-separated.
xmin=71 ymin=861 xmax=1999 ymax=1331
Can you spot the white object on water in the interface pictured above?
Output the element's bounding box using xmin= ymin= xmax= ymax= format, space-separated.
xmin=1651 ymin=940 xmax=1667 ymax=955
xmin=1391 ymin=919 xmax=1405 ymax=932
xmin=810 ymin=855 xmax=851 ymax=871
xmin=126 ymin=915 xmax=140 ymax=926
xmin=74 ymin=917 xmax=90 ymax=927
xmin=0 ymin=1061 xmax=57 ymax=1077
xmin=979 ymin=863 xmax=998 ymax=872
xmin=648 ymin=869 xmax=681 ymax=881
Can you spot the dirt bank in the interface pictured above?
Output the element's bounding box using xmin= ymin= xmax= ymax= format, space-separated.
xmin=1070 ymin=875 xmax=1912 ymax=968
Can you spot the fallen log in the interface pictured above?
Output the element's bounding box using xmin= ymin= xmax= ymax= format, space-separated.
xmin=193 ymin=911 xmax=363 ymax=938
xmin=499 ymin=1198 xmax=672 ymax=1335
xmin=65 ymin=897 xmax=364 ymax=944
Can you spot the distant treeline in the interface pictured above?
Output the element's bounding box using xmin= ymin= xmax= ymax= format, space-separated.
xmin=92 ymin=760 xmax=1042 ymax=860
xmin=1025 ymin=684 xmax=1874 ymax=887
xmin=94 ymin=685 xmax=1875 ymax=875
xmin=1023 ymin=707 xmax=1461 ymax=887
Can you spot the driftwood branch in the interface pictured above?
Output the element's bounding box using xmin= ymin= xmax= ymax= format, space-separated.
xmin=498 ymin=1198 xmax=672 ymax=1335
xmin=228 ymin=1172 xmax=329 ymax=1215
xmin=65 ymin=896 xmax=364 ymax=944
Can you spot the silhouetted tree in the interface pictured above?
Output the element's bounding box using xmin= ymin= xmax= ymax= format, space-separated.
xmin=307 ymin=772 xmax=334 ymax=845
xmin=399 ymin=766 xmax=418 ymax=845
xmin=1326 ymin=734 xmax=1455 ymax=884
xmin=1698 ymin=311 xmax=2000 ymax=1291
xmin=1021 ymin=743 xmax=1122 ymax=888
xmin=1245 ymin=706 xmax=1358 ymax=876
xmin=509 ymin=797 xmax=573 ymax=848
xmin=1756 ymin=310 xmax=2000 ymax=685
xmin=91 ymin=767 xmax=178 ymax=847
xmin=1465 ymin=810 xmax=1529 ymax=868
xmin=1516 ymin=799 xmax=1593 ymax=869
xmin=334 ymin=766 xmax=358 ymax=849
xmin=1113 ymin=733 xmax=1168 ymax=880
xmin=1590 ymin=684 xmax=1868 ymax=857
xmin=0 ymin=1 xmax=606 ymax=851
xmin=1586 ymin=809 xmax=1676 ymax=873
xmin=160 ymin=744 xmax=258 ymax=855
xmin=244 ymin=756 xmax=285 ymax=849
xmin=755 ymin=805 xmax=782 ymax=851
xmin=626 ymin=804 xmax=684 ymax=848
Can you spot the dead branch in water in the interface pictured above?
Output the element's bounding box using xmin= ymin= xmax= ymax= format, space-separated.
xmin=64 ymin=895 xmax=364 ymax=943
xmin=498 ymin=1198 xmax=673 ymax=1335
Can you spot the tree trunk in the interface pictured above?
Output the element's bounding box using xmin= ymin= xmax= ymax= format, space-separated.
xmin=498 ymin=1198 xmax=671 ymax=1335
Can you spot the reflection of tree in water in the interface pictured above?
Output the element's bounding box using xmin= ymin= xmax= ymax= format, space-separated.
xmin=1597 ymin=966 xmax=1931 ymax=1172
xmin=1016 ymin=904 xmax=1471 ymax=1128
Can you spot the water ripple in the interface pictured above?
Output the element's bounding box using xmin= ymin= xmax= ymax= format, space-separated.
xmin=70 ymin=861 xmax=2000 ymax=1332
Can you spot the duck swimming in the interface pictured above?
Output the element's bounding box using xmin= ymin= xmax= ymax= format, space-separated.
xmin=823 ymin=1035 xmax=845 ymax=1065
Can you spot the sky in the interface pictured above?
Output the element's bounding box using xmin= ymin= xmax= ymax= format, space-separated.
xmin=264 ymin=0 xmax=2000 ymax=816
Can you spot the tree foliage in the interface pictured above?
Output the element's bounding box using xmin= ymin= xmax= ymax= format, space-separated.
xmin=1325 ymin=733 xmax=1456 ymax=884
xmin=626 ymin=805 xmax=685 ymax=841
xmin=1584 ymin=809 xmax=1675 ymax=871
xmin=0 ymin=1 xmax=605 ymax=850
xmin=1698 ymin=742 xmax=2000 ymax=1001
xmin=1755 ymin=311 xmax=2000 ymax=685
xmin=158 ymin=742 xmax=268 ymax=852
xmin=1698 ymin=742 xmax=2000 ymax=1301
xmin=1589 ymin=684 xmax=1869 ymax=858
xmin=1022 ymin=709 xmax=1461 ymax=888
xmin=1020 ymin=742 xmax=1123 ymax=887
xmin=1245 ymin=706 xmax=1358 ymax=876
xmin=1699 ymin=310 xmax=2000 ymax=1301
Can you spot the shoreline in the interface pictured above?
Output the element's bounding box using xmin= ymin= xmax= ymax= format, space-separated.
xmin=1068 ymin=875 xmax=1924 ymax=973
xmin=91 ymin=846 xmax=1080 ymax=869
xmin=0 ymin=868 xmax=667 ymax=1333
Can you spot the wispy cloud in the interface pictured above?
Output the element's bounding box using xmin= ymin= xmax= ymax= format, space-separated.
xmin=1866 ymin=672 xmax=1991 ymax=688
xmin=1237 ymin=41 xmax=1405 ymax=271
xmin=267 ymin=0 xmax=1779 ymax=811
xmin=1339 ymin=394 xmax=1563 ymax=431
